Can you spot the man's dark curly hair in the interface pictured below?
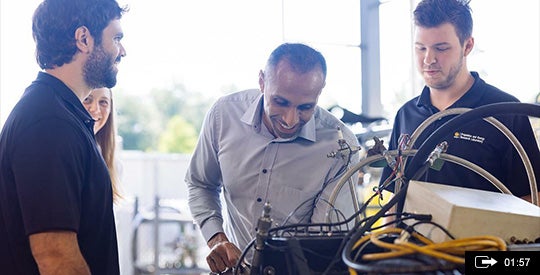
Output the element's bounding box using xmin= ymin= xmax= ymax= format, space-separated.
xmin=32 ymin=0 xmax=128 ymax=69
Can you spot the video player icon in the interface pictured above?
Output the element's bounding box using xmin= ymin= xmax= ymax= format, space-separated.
xmin=475 ymin=256 xmax=497 ymax=268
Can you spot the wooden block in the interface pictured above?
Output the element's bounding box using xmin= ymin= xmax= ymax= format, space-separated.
xmin=403 ymin=180 xmax=540 ymax=243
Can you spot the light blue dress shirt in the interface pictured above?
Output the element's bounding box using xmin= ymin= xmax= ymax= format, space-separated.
xmin=185 ymin=89 xmax=360 ymax=253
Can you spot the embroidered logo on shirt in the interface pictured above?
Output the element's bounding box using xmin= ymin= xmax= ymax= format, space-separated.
xmin=453 ymin=132 xmax=485 ymax=144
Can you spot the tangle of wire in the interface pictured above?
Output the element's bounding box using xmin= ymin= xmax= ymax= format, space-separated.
xmin=237 ymin=133 xmax=449 ymax=274
xmin=347 ymin=226 xmax=506 ymax=274
xmin=235 ymin=180 xmax=444 ymax=274
xmin=232 ymin=190 xmax=375 ymax=274
xmin=344 ymin=151 xmax=507 ymax=274
xmin=234 ymin=188 xmax=385 ymax=275
xmin=335 ymin=134 xmax=435 ymax=274
xmin=320 ymin=187 xmax=409 ymax=275
xmin=281 ymin=195 xmax=348 ymax=229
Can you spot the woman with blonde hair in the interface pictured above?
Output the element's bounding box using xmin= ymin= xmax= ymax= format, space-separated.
xmin=84 ymin=87 xmax=122 ymax=202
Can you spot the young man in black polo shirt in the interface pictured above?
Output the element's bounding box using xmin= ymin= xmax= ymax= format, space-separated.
xmin=381 ymin=0 xmax=540 ymax=202
xmin=0 ymin=0 xmax=127 ymax=274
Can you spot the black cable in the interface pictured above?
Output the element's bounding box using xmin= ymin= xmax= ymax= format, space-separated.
xmin=272 ymin=191 xmax=380 ymax=236
xmin=233 ymin=239 xmax=255 ymax=275
xmin=319 ymin=219 xmax=375 ymax=274
xmin=340 ymin=182 xmax=409 ymax=272
xmin=319 ymin=214 xmax=382 ymax=275
xmin=307 ymin=192 xmax=392 ymax=275
xmin=409 ymin=220 xmax=456 ymax=240
xmin=369 ymin=213 xmax=430 ymax=231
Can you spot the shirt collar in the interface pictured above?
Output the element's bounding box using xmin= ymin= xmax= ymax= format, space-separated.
xmin=416 ymin=71 xmax=483 ymax=109
xmin=240 ymin=93 xmax=317 ymax=142
xmin=36 ymin=71 xmax=95 ymax=131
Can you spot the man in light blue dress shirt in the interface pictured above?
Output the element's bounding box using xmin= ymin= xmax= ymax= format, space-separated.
xmin=185 ymin=43 xmax=360 ymax=273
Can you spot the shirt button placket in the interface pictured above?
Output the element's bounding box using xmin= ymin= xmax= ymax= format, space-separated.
xmin=257 ymin=168 xmax=268 ymax=203
xmin=256 ymin=143 xmax=277 ymax=204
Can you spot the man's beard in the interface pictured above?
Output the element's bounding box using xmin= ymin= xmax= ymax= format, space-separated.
xmin=84 ymin=44 xmax=118 ymax=89
xmin=426 ymin=55 xmax=463 ymax=90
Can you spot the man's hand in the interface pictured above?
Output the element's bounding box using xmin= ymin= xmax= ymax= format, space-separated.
xmin=206 ymin=232 xmax=242 ymax=273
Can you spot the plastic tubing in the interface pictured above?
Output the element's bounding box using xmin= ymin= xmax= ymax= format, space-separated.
xmin=404 ymin=102 xmax=540 ymax=206
xmin=400 ymin=108 xmax=530 ymax=198
xmin=327 ymin=149 xmax=509 ymax=213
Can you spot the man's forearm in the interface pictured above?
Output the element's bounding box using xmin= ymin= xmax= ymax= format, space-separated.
xmin=29 ymin=231 xmax=91 ymax=275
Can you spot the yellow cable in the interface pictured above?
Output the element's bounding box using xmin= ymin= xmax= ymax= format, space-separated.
xmin=349 ymin=227 xmax=506 ymax=265
xmin=398 ymin=242 xmax=465 ymax=264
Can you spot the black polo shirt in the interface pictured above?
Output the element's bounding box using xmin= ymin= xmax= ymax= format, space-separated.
xmin=382 ymin=72 xmax=540 ymax=197
xmin=0 ymin=72 xmax=119 ymax=274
